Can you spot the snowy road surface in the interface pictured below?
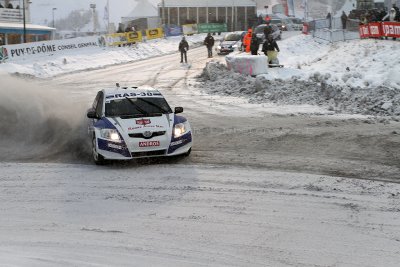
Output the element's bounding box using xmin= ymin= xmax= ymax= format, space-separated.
xmin=1 ymin=32 xmax=400 ymax=266
xmin=1 ymin=163 xmax=400 ymax=267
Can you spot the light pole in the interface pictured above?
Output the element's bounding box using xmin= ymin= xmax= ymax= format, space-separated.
xmin=90 ymin=4 xmax=96 ymax=34
xmin=22 ymin=0 xmax=32 ymax=43
xmin=23 ymin=0 xmax=26 ymax=43
xmin=52 ymin=8 xmax=57 ymax=28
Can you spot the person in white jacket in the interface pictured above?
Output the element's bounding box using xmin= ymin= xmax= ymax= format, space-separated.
xmin=382 ymin=8 xmax=398 ymax=40
xmin=382 ymin=8 xmax=397 ymax=22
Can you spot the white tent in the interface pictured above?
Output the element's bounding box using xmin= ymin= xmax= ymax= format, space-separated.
xmin=122 ymin=0 xmax=158 ymax=21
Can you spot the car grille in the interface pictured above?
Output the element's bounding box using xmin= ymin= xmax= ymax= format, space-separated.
xmin=131 ymin=150 xmax=166 ymax=158
xmin=128 ymin=131 xmax=166 ymax=139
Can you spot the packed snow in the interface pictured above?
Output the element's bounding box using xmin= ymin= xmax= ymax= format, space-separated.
xmin=1 ymin=163 xmax=400 ymax=267
xmin=0 ymin=34 xmax=210 ymax=78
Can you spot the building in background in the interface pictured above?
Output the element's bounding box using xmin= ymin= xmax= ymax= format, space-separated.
xmin=157 ymin=0 xmax=257 ymax=31
xmin=357 ymin=0 xmax=375 ymax=9
xmin=0 ymin=0 xmax=54 ymax=45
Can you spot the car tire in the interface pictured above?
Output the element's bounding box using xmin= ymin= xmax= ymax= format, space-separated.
xmin=184 ymin=148 xmax=191 ymax=157
xmin=92 ymin=136 xmax=106 ymax=165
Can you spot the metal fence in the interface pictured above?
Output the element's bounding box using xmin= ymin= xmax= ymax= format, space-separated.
xmin=308 ymin=17 xmax=361 ymax=42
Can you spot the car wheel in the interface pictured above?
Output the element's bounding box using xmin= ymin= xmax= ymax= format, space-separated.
xmin=184 ymin=148 xmax=191 ymax=157
xmin=92 ymin=136 xmax=106 ymax=165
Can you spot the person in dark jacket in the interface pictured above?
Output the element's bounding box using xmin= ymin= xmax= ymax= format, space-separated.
xmin=263 ymin=22 xmax=273 ymax=39
xmin=262 ymin=34 xmax=280 ymax=64
xmin=178 ymin=36 xmax=189 ymax=63
xmin=204 ymin=33 xmax=215 ymax=58
xmin=250 ymin=35 xmax=259 ymax=55
xmin=326 ymin=12 xmax=332 ymax=29
xmin=341 ymin=11 xmax=348 ymax=29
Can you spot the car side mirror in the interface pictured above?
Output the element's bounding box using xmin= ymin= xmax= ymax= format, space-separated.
xmin=87 ymin=109 xmax=99 ymax=119
xmin=174 ymin=107 xmax=184 ymax=114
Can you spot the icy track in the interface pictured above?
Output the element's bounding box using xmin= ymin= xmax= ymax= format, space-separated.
xmin=0 ymin=32 xmax=400 ymax=266
xmin=1 ymin=163 xmax=400 ymax=267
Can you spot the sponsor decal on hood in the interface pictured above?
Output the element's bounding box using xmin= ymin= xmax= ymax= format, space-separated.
xmin=136 ymin=119 xmax=151 ymax=125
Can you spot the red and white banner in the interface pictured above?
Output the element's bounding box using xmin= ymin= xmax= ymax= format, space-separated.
xmin=367 ymin=23 xmax=383 ymax=38
xmin=359 ymin=22 xmax=400 ymax=39
xmin=381 ymin=22 xmax=400 ymax=38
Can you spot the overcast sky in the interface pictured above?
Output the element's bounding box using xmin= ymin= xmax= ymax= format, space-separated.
xmin=29 ymin=0 xmax=159 ymax=26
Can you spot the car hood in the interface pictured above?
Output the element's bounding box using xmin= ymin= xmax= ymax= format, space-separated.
xmin=109 ymin=114 xmax=173 ymax=134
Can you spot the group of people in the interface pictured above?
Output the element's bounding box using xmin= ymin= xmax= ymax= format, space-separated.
xmin=357 ymin=4 xmax=400 ymax=24
xmin=178 ymin=27 xmax=280 ymax=65
xmin=178 ymin=33 xmax=215 ymax=63
xmin=243 ymin=25 xmax=280 ymax=64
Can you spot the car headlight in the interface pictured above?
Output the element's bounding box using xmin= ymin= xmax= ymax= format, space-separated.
xmin=174 ymin=122 xmax=189 ymax=138
xmin=100 ymin=128 xmax=121 ymax=142
xmin=232 ymin=44 xmax=238 ymax=48
xmin=217 ymin=45 xmax=221 ymax=49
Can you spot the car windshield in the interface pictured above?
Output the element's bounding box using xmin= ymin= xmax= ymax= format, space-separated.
xmin=224 ymin=33 xmax=242 ymax=41
xmin=270 ymin=19 xmax=282 ymax=24
xmin=291 ymin=18 xmax=302 ymax=23
xmin=105 ymin=97 xmax=172 ymax=117
xmin=255 ymin=26 xmax=266 ymax=34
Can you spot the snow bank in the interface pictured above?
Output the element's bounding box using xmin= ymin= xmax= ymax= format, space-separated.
xmin=0 ymin=34 xmax=210 ymax=78
xmin=225 ymin=54 xmax=268 ymax=76
xmin=277 ymin=34 xmax=400 ymax=90
xmin=198 ymin=61 xmax=400 ymax=117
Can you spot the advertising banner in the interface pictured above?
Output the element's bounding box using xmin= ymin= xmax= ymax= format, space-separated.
xmin=381 ymin=22 xmax=400 ymax=38
xmin=126 ymin=31 xmax=143 ymax=43
xmin=359 ymin=22 xmax=400 ymax=39
xmin=359 ymin=24 xmax=370 ymax=38
xmin=0 ymin=46 xmax=8 ymax=63
xmin=105 ymin=33 xmax=128 ymax=46
xmin=368 ymin=23 xmax=383 ymax=38
xmin=146 ymin=28 xmax=163 ymax=40
xmin=182 ymin=24 xmax=198 ymax=35
xmin=164 ymin=25 xmax=182 ymax=37
xmin=197 ymin=23 xmax=227 ymax=33
xmin=1 ymin=36 xmax=100 ymax=62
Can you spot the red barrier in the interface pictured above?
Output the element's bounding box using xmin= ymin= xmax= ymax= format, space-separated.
xmin=381 ymin=22 xmax=400 ymax=38
xmin=368 ymin=23 xmax=383 ymax=37
xmin=359 ymin=22 xmax=400 ymax=39
xmin=302 ymin=23 xmax=309 ymax=35
xmin=359 ymin=24 xmax=370 ymax=38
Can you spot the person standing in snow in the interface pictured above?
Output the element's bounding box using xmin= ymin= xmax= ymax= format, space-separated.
xmin=382 ymin=8 xmax=397 ymax=22
xmin=178 ymin=36 xmax=189 ymax=63
xmin=204 ymin=33 xmax=215 ymax=58
xmin=382 ymin=8 xmax=398 ymax=40
xmin=326 ymin=12 xmax=332 ymax=29
xmin=243 ymin=29 xmax=253 ymax=53
xmin=263 ymin=22 xmax=273 ymax=40
xmin=262 ymin=34 xmax=280 ymax=64
xmin=392 ymin=4 xmax=400 ymax=21
xmin=341 ymin=11 xmax=348 ymax=30
xmin=250 ymin=35 xmax=259 ymax=55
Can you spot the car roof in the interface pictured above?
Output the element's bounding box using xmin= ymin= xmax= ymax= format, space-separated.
xmin=225 ymin=31 xmax=245 ymax=35
xmin=255 ymin=24 xmax=279 ymax=29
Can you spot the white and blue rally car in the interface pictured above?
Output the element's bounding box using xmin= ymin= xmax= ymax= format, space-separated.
xmin=87 ymin=84 xmax=192 ymax=164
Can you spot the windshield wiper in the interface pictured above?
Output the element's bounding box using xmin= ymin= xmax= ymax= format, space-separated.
xmin=138 ymin=98 xmax=170 ymax=114
xmin=125 ymin=97 xmax=149 ymax=116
